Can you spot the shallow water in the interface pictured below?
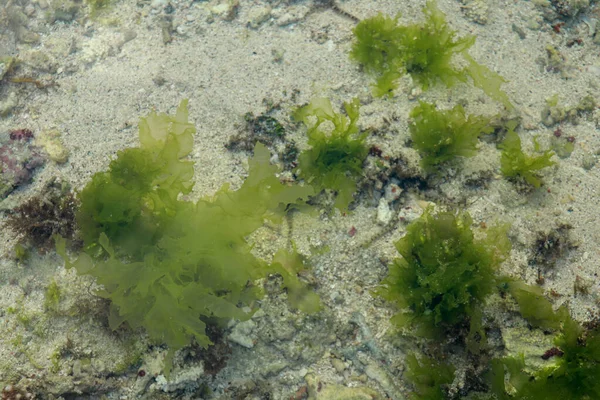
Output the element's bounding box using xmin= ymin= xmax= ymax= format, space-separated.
xmin=1 ymin=0 xmax=600 ymax=398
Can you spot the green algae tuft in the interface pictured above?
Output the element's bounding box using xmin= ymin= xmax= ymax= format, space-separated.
xmin=293 ymin=97 xmax=368 ymax=212
xmin=57 ymin=100 xmax=317 ymax=376
xmin=409 ymin=101 xmax=494 ymax=172
xmin=350 ymin=0 xmax=512 ymax=108
xmin=377 ymin=207 xmax=510 ymax=345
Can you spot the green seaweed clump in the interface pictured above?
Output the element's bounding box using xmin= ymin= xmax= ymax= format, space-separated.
xmin=350 ymin=1 xmax=511 ymax=108
xmin=293 ymin=98 xmax=368 ymax=211
xmin=75 ymin=100 xmax=197 ymax=258
xmin=86 ymin=0 xmax=112 ymax=17
xmin=491 ymin=314 xmax=600 ymax=400
xmin=44 ymin=279 xmax=61 ymax=312
xmin=6 ymin=179 xmax=79 ymax=253
xmin=541 ymin=94 xmax=597 ymax=127
xmin=409 ymin=101 xmax=494 ymax=172
xmin=57 ymin=100 xmax=316 ymax=375
xmin=377 ymin=207 xmax=510 ymax=346
xmin=405 ymin=353 xmax=455 ymax=400
xmin=499 ymin=279 xmax=566 ymax=330
xmin=499 ymin=127 xmax=555 ymax=188
xmin=269 ymin=247 xmax=322 ymax=314
xmin=226 ymin=112 xmax=286 ymax=152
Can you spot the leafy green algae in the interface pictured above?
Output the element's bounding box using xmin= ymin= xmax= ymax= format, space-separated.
xmin=350 ymin=1 xmax=511 ymax=108
xmin=57 ymin=100 xmax=316 ymax=375
xmin=377 ymin=208 xmax=510 ymax=344
xmin=500 ymin=278 xmax=567 ymax=330
xmin=491 ymin=314 xmax=600 ymax=400
xmin=293 ymin=98 xmax=368 ymax=211
xmin=406 ymin=353 xmax=455 ymax=400
xmin=409 ymin=101 xmax=494 ymax=172
xmin=499 ymin=129 xmax=555 ymax=188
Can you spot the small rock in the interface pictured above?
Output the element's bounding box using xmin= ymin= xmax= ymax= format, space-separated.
xmin=262 ymin=361 xmax=288 ymax=377
xmin=91 ymin=358 xmax=107 ymax=374
xmin=17 ymin=28 xmax=41 ymax=44
xmin=34 ymin=0 xmax=49 ymax=9
xmin=20 ymin=50 xmax=58 ymax=73
xmin=72 ymin=360 xmax=83 ymax=377
xmin=211 ymin=0 xmax=239 ymax=21
xmin=383 ymin=182 xmax=402 ymax=202
xmin=229 ymin=319 xmax=256 ymax=348
xmin=247 ymin=5 xmax=271 ymax=29
xmin=398 ymin=205 xmax=422 ymax=224
xmin=36 ymin=129 xmax=69 ymax=163
xmin=24 ymin=4 xmax=36 ymax=16
xmin=582 ymin=153 xmax=597 ymax=170
xmin=306 ymin=373 xmax=382 ymax=399
xmin=319 ymin=384 xmax=382 ymax=399
xmin=329 ymin=291 xmax=344 ymax=305
xmin=271 ymin=321 xmax=295 ymax=341
xmin=273 ymin=5 xmax=309 ymax=26
xmin=461 ymin=0 xmax=489 ymax=24
xmin=364 ymin=361 xmax=400 ymax=399
xmin=0 ymin=92 xmax=19 ymax=117
xmin=0 ymin=129 xmax=46 ymax=198
xmin=331 ymin=358 xmax=346 ymax=373
xmin=0 ymin=57 xmax=15 ymax=81
xmin=151 ymin=0 xmax=167 ymax=9
xmin=155 ymin=365 xmax=204 ymax=392
xmin=122 ymin=29 xmax=137 ymax=44
xmin=377 ymin=198 xmax=392 ymax=225
xmin=51 ymin=0 xmax=80 ymax=22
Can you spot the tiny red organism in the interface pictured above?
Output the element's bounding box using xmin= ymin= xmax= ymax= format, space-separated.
xmin=542 ymin=347 xmax=564 ymax=360
xmin=0 ymin=130 xmax=46 ymax=197
xmin=137 ymin=370 xmax=146 ymax=377
xmin=1 ymin=385 xmax=34 ymax=399
xmin=369 ymin=145 xmax=383 ymax=157
xmin=9 ymin=129 xmax=34 ymax=141
xmin=348 ymin=226 xmax=357 ymax=237
xmin=290 ymin=386 xmax=308 ymax=400
xmin=553 ymin=128 xmax=562 ymax=138
xmin=567 ymin=136 xmax=575 ymax=143
xmin=552 ymin=22 xmax=565 ymax=33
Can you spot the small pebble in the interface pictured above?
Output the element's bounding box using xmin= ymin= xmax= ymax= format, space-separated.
xmin=24 ymin=4 xmax=35 ymax=16
xmin=331 ymin=358 xmax=346 ymax=373
xmin=377 ymin=198 xmax=392 ymax=225
xmin=151 ymin=0 xmax=167 ymax=9
xmin=384 ymin=182 xmax=402 ymax=202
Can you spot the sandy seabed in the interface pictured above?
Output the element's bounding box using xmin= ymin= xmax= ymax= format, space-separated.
xmin=1 ymin=0 xmax=600 ymax=398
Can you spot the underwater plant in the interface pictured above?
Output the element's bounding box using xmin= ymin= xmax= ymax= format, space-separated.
xmin=499 ymin=126 xmax=555 ymax=188
xmin=57 ymin=100 xmax=317 ymax=375
xmin=293 ymin=97 xmax=369 ymax=211
xmin=350 ymin=0 xmax=511 ymax=108
xmin=226 ymin=112 xmax=286 ymax=152
xmin=0 ymin=128 xmax=46 ymax=198
xmin=490 ymin=313 xmax=600 ymax=400
xmin=86 ymin=0 xmax=112 ymax=18
xmin=6 ymin=179 xmax=78 ymax=253
xmin=405 ymin=353 xmax=455 ymax=400
xmin=377 ymin=207 xmax=511 ymax=347
xmin=75 ymin=100 xmax=197 ymax=258
xmin=499 ymin=279 xmax=566 ymax=330
xmin=409 ymin=101 xmax=494 ymax=172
